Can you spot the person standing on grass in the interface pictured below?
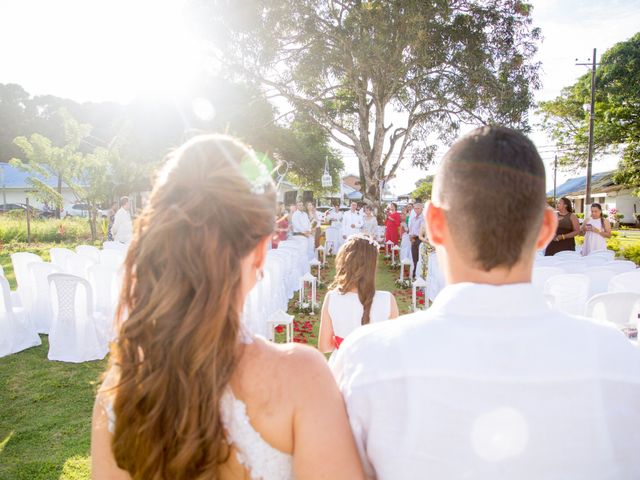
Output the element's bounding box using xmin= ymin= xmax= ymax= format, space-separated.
xmin=408 ymin=202 xmax=424 ymax=279
xmin=580 ymin=202 xmax=612 ymax=256
xmin=361 ymin=205 xmax=378 ymax=238
xmin=318 ymin=234 xmax=399 ymax=363
xmin=91 ymin=135 xmax=364 ymax=480
xmin=384 ymin=202 xmax=401 ymax=246
xmin=544 ymin=196 xmax=580 ymax=256
xmin=332 ymin=126 xmax=640 ymax=479
xmin=342 ymin=201 xmax=363 ymax=240
xmin=111 ymin=197 xmax=133 ymax=244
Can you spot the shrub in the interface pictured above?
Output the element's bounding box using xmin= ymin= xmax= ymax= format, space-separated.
xmin=0 ymin=217 xmax=93 ymax=243
xmin=622 ymin=245 xmax=640 ymax=265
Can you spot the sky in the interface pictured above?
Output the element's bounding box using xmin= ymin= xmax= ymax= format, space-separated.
xmin=0 ymin=0 xmax=639 ymax=194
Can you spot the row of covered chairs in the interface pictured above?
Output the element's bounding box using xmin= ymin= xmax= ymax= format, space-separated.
xmin=1 ymin=243 xmax=126 ymax=360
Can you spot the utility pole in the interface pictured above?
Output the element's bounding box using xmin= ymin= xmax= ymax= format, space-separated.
xmin=576 ymin=48 xmax=598 ymax=208
xmin=553 ymin=154 xmax=558 ymax=204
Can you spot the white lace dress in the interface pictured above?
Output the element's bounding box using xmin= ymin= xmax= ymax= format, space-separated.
xmin=101 ymin=336 xmax=293 ymax=479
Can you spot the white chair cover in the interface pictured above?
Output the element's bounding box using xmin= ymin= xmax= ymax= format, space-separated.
xmin=100 ymin=249 xmax=125 ymax=268
xmin=29 ymin=262 xmax=62 ymax=334
xmin=76 ymin=245 xmax=101 ymax=263
xmin=544 ymin=274 xmax=589 ymax=316
xmin=583 ymin=267 xmax=618 ymax=299
xmin=553 ymin=250 xmax=580 ymax=258
xmin=49 ymin=247 xmax=75 ymax=272
xmin=88 ymin=264 xmax=119 ymax=340
xmin=534 ymin=256 xmax=563 ymax=267
xmin=585 ymin=292 xmax=640 ymax=327
xmin=608 ymin=271 xmax=640 ymax=294
xmin=400 ymin=233 xmax=411 ymax=262
xmin=587 ymin=249 xmax=615 ymax=261
xmin=532 ymin=267 xmax=565 ymax=291
xmin=425 ymin=252 xmax=445 ymax=302
xmin=67 ymin=253 xmax=97 ymax=280
xmin=48 ymin=273 xmax=108 ymax=362
xmin=556 ymin=260 xmax=587 ymax=274
xmin=11 ymin=252 xmax=43 ymax=318
xmin=0 ymin=276 xmax=41 ymax=358
xmin=583 ymin=256 xmax=609 ymax=268
xmin=103 ymin=241 xmax=128 ymax=251
xmin=603 ymin=260 xmax=637 ymax=274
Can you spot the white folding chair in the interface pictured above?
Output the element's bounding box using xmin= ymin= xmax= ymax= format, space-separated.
xmin=585 ymin=292 xmax=640 ymax=327
xmin=583 ymin=256 xmax=609 ymax=268
xmin=532 ymin=267 xmax=565 ymax=291
xmin=0 ymin=276 xmax=41 ymax=358
xmin=49 ymin=247 xmax=75 ymax=272
xmin=76 ymin=245 xmax=101 ymax=263
xmin=608 ymin=271 xmax=640 ymax=294
xmin=29 ymin=262 xmax=62 ymax=334
xmin=587 ymin=250 xmax=615 ymax=261
xmin=48 ymin=273 xmax=108 ymax=362
xmin=583 ymin=267 xmax=617 ymax=299
xmin=10 ymin=252 xmax=43 ymax=317
xmin=544 ymin=274 xmax=589 ymax=316
xmin=603 ymin=260 xmax=637 ymax=274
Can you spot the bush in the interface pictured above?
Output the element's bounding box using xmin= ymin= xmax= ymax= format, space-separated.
xmin=622 ymin=245 xmax=640 ymax=265
xmin=0 ymin=217 xmax=93 ymax=243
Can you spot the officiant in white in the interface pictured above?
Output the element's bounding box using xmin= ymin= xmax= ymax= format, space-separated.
xmin=342 ymin=201 xmax=363 ymax=240
xmin=324 ymin=203 xmax=343 ymax=255
xmin=292 ymin=200 xmax=314 ymax=258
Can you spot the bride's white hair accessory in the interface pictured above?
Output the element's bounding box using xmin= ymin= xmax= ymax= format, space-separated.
xmin=347 ymin=233 xmax=380 ymax=250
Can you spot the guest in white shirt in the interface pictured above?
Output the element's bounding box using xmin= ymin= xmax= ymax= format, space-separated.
xmin=332 ymin=126 xmax=640 ymax=480
xmin=318 ymin=234 xmax=399 ymax=362
xmin=292 ymin=200 xmax=314 ymax=257
xmin=407 ymin=203 xmax=424 ymax=279
xmin=342 ymin=201 xmax=363 ymax=240
xmin=111 ymin=196 xmax=133 ymax=244
xmin=324 ymin=204 xmax=344 ymax=255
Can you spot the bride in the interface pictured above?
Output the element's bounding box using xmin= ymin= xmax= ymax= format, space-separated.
xmin=91 ymin=135 xmax=364 ymax=480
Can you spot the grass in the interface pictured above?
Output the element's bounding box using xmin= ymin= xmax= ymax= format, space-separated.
xmin=0 ymin=336 xmax=106 ymax=480
xmin=0 ymin=216 xmax=94 ymax=244
xmin=0 ymin=241 xmax=414 ymax=480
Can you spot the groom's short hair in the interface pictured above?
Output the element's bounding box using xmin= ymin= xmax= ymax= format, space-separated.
xmin=433 ymin=126 xmax=546 ymax=271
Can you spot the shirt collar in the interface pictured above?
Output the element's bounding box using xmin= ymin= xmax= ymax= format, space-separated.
xmin=428 ymin=282 xmax=549 ymax=318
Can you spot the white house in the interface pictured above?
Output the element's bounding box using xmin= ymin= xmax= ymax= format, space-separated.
xmin=550 ymin=171 xmax=639 ymax=223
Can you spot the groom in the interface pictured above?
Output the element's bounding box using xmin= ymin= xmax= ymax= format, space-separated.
xmin=332 ymin=126 xmax=640 ymax=479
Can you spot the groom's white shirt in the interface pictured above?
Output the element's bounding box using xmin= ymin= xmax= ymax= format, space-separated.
xmin=332 ymin=282 xmax=640 ymax=479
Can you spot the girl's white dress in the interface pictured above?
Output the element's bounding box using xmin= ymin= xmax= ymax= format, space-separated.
xmin=581 ymin=217 xmax=607 ymax=256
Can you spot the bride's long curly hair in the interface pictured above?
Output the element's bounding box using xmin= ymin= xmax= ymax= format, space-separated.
xmin=330 ymin=236 xmax=379 ymax=324
xmin=106 ymin=135 xmax=275 ymax=479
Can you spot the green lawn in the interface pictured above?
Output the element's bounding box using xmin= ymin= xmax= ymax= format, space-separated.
xmin=0 ymin=243 xmax=413 ymax=480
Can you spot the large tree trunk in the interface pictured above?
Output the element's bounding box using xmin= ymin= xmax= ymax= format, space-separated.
xmin=56 ymin=174 xmax=62 ymax=219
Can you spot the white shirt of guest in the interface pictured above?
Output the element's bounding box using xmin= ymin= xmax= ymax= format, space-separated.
xmin=111 ymin=207 xmax=133 ymax=243
xmin=291 ymin=209 xmax=311 ymax=234
xmin=342 ymin=210 xmax=363 ymax=238
xmin=325 ymin=208 xmax=343 ymax=227
xmin=332 ymin=282 xmax=640 ymax=480
xmin=361 ymin=215 xmax=378 ymax=237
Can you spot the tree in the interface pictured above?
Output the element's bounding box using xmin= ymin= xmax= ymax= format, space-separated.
xmin=411 ymin=176 xmax=434 ymax=202
xmin=193 ymin=0 xmax=541 ymax=209
xmin=11 ymin=109 xmax=113 ymax=239
xmin=538 ymin=32 xmax=640 ymax=194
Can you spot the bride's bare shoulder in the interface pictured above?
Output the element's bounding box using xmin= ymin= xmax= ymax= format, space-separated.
xmin=239 ymin=336 xmax=333 ymax=390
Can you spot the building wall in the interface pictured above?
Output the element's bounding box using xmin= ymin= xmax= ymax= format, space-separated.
xmin=568 ymin=190 xmax=639 ymax=223
xmin=614 ymin=192 xmax=640 ymax=222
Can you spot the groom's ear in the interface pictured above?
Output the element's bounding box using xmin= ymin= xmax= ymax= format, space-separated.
xmin=426 ymin=201 xmax=446 ymax=247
